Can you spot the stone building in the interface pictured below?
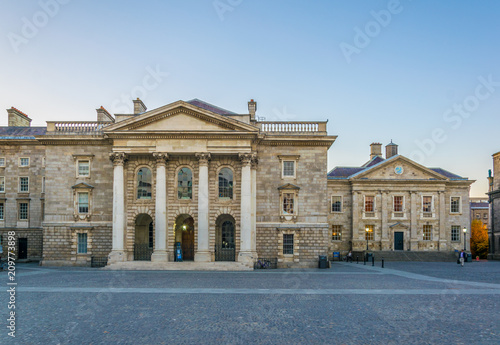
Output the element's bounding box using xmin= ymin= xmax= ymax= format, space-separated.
xmin=470 ymin=197 xmax=489 ymax=228
xmin=488 ymin=153 xmax=500 ymax=260
xmin=328 ymin=142 xmax=474 ymax=254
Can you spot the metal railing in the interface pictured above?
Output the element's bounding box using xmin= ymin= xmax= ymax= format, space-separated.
xmin=91 ymin=256 xmax=108 ymax=268
xmin=215 ymin=245 xmax=235 ymax=262
xmin=134 ymin=244 xmax=153 ymax=261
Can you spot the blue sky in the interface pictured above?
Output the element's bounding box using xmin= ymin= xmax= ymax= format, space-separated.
xmin=1 ymin=0 xmax=499 ymax=196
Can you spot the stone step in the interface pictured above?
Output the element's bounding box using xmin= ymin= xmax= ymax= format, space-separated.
xmin=349 ymin=251 xmax=458 ymax=262
xmin=104 ymin=261 xmax=253 ymax=271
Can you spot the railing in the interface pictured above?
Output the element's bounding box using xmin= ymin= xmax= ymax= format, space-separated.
xmin=91 ymin=256 xmax=108 ymax=268
xmin=46 ymin=121 xmax=111 ymax=133
xmin=215 ymin=244 xmax=235 ymax=262
xmin=134 ymin=244 xmax=153 ymax=261
xmin=259 ymin=121 xmax=327 ymax=134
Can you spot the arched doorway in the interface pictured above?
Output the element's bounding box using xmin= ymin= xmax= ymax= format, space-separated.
xmin=174 ymin=214 xmax=195 ymax=261
xmin=215 ymin=214 xmax=235 ymax=261
xmin=134 ymin=214 xmax=153 ymax=261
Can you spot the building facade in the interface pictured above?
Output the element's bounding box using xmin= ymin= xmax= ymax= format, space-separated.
xmin=328 ymin=143 xmax=473 ymax=254
xmin=470 ymin=197 xmax=489 ymax=228
xmin=488 ymin=152 xmax=500 ymax=260
xmin=1 ymin=100 xmax=474 ymax=267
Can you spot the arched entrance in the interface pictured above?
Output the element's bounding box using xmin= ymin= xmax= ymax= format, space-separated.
xmin=174 ymin=214 xmax=195 ymax=261
xmin=215 ymin=214 xmax=235 ymax=261
xmin=134 ymin=214 xmax=153 ymax=261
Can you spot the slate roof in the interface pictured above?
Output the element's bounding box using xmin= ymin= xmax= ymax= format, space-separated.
xmin=186 ymin=99 xmax=237 ymax=116
xmin=470 ymin=202 xmax=489 ymax=209
xmin=0 ymin=126 xmax=47 ymax=139
xmin=429 ymin=168 xmax=466 ymax=180
xmin=327 ymin=167 xmax=365 ymax=179
xmin=361 ymin=156 xmax=385 ymax=168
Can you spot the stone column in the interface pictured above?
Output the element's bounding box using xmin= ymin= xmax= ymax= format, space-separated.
xmin=410 ymin=191 xmax=417 ymax=251
xmin=251 ymin=156 xmax=258 ymax=253
xmin=195 ymin=152 xmax=211 ymax=262
xmin=151 ymin=152 xmax=169 ymax=262
xmin=352 ymin=192 xmax=360 ymax=248
xmin=438 ymin=191 xmax=446 ymax=251
xmin=108 ymin=152 xmax=127 ymax=263
xmin=238 ymin=153 xmax=257 ymax=265
xmin=381 ymin=192 xmax=389 ymax=250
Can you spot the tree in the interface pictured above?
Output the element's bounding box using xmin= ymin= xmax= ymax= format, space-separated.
xmin=470 ymin=219 xmax=489 ymax=259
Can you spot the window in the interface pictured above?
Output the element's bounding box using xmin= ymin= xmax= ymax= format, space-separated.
xmin=364 ymin=196 xmax=374 ymax=212
xmin=178 ymin=167 xmax=193 ymax=199
xmin=0 ymin=158 xmax=5 ymax=166
xmin=77 ymin=233 xmax=87 ymax=254
xmin=393 ymin=196 xmax=403 ymax=212
xmin=283 ymin=193 xmax=294 ymax=215
xmin=331 ymin=196 xmax=342 ymax=213
xmin=423 ymin=225 xmax=432 ymax=241
xmin=78 ymin=161 xmax=90 ymax=177
xmin=332 ymin=225 xmax=342 ymax=241
xmin=137 ymin=167 xmax=152 ymax=199
xmin=148 ymin=222 xmax=153 ymax=248
xmin=451 ymin=225 xmax=460 ymax=242
xmin=450 ymin=197 xmax=461 ymax=213
xmin=221 ymin=221 xmax=235 ymax=249
xmin=78 ymin=192 xmax=89 ymax=214
xmin=218 ymin=168 xmax=233 ymax=199
xmin=422 ymin=196 xmax=432 ymax=213
xmin=283 ymin=234 xmax=294 ymax=254
xmin=0 ymin=202 xmax=4 ymax=220
xmin=476 ymin=214 xmax=481 ymax=219
xmin=19 ymin=177 xmax=29 ymax=192
xmin=18 ymin=202 xmax=28 ymax=220
xmin=283 ymin=161 xmax=295 ymax=177
xmin=19 ymin=158 xmax=29 ymax=167
xmin=0 ymin=176 xmax=4 ymax=192
xmin=42 ymin=176 xmax=45 ymax=193
xmin=365 ymin=225 xmax=374 ymax=240
xmin=484 ymin=213 xmax=488 ymax=219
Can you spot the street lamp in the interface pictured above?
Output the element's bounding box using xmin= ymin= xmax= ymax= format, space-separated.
xmin=463 ymin=227 xmax=467 ymax=251
xmin=366 ymin=227 xmax=369 ymax=251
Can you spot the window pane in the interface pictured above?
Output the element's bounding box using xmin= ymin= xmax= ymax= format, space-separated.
xmin=78 ymin=193 xmax=89 ymax=213
xmin=332 ymin=225 xmax=342 ymax=241
xmin=221 ymin=221 xmax=235 ymax=248
xmin=137 ymin=168 xmax=152 ymax=199
xmin=0 ymin=177 xmax=4 ymax=192
xmin=283 ymin=193 xmax=294 ymax=214
xmin=283 ymin=161 xmax=295 ymax=177
xmin=20 ymin=158 xmax=29 ymax=166
xmin=177 ymin=167 xmax=192 ymax=199
xmin=19 ymin=203 xmax=28 ymax=220
xmin=423 ymin=196 xmax=432 ymax=213
xmin=218 ymin=168 xmax=233 ymax=199
xmin=0 ymin=203 xmax=4 ymax=220
xmin=393 ymin=196 xmax=403 ymax=212
xmin=423 ymin=225 xmax=432 ymax=240
xmin=78 ymin=161 xmax=90 ymax=176
xmin=451 ymin=226 xmax=460 ymax=242
xmin=283 ymin=234 xmax=294 ymax=254
xmin=331 ymin=196 xmax=342 ymax=212
xmin=20 ymin=177 xmax=29 ymax=192
xmin=451 ymin=197 xmax=460 ymax=213
xmin=0 ymin=158 xmax=4 ymax=166
xmin=149 ymin=222 xmax=154 ymax=248
xmin=365 ymin=196 xmax=374 ymax=212
xmin=365 ymin=225 xmax=374 ymax=240
xmin=78 ymin=233 xmax=87 ymax=254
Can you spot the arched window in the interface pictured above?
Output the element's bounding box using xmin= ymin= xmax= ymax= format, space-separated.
xmin=218 ymin=168 xmax=233 ymax=199
xmin=137 ymin=167 xmax=152 ymax=199
xmin=178 ymin=167 xmax=192 ymax=199
xmin=221 ymin=220 xmax=235 ymax=248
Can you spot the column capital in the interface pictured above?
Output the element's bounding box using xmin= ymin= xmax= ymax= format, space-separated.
xmin=152 ymin=152 xmax=169 ymax=166
xmin=251 ymin=155 xmax=259 ymax=170
xmin=239 ymin=152 xmax=255 ymax=166
xmin=195 ymin=152 xmax=211 ymax=166
xmin=109 ymin=152 xmax=127 ymax=166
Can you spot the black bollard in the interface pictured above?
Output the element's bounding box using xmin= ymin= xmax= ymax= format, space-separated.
xmin=363 ymin=256 xmax=366 ymax=265
xmin=356 ymin=256 xmax=359 ymax=264
xmin=382 ymin=258 xmax=384 ymax=268
xmin=372 ymin=256 xmax=374 ymax=266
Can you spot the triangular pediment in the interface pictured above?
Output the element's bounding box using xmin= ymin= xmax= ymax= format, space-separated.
xmin=350 ymin=156 xmax=448 ymax=181
xmin=278 ymin=183 xmax=301 ymax=190
xmin=72 ymin=182 xmax=94 ymax=189
xmin=104 ymin=101 xmax=259 ymax=133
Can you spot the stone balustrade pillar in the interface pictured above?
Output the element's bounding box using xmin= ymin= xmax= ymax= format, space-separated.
xmin=152 ymin=152 xmax=169 ymax=262
xmin=195 ymin=152 xmax=211 ymax=262
xmin=108 ymin=152 xmax=127 ymax=263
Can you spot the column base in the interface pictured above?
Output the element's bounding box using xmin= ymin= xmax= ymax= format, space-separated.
xmin=238 ymin=251 xmax=257 ymax=266
xmin=438 ymin=240 xmax=448 ymax=251
xmin=108 ymin=250 xmax=126 ymax=264
xmin=409 ymin=240 xmax=418 ymax=251
xmin=151 ymin=250 xmax=169 ymax=262
xmin=194 ymin=251 xmax=211 ymax=262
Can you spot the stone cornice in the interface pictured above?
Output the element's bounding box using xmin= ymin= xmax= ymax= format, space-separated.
xmin=259 ymin=139 xmax=335 ymax=147
xmin=105 ymin=132 xmax=257 ymax=140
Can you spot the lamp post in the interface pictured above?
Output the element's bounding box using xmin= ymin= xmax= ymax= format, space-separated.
xmin=366 ymin=227 xmax=369 ymax=251
xmin=463 ymin=227 xmax=467 ymax=251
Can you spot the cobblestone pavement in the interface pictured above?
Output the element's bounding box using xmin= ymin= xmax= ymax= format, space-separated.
xmin=1 ymin=261 xmax=499 ymax=345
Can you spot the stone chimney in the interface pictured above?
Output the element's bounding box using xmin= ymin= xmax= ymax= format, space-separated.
xmin=248 ymin=99 xmax=257 ymax=121
xmin=7 ymin=107 xmax=32 ymax=127
xmin=133 ymin=98 xmax=147 ymax=115
xmin=386 ymin=140 xmax=398 ymax=159
xmin=96 ymin=106 xmax=115 ymax=123
xmin=370 ymin=143 xmax=382 ymax=159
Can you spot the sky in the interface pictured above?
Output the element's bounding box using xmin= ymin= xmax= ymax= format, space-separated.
xmin=1 ymin=0 xmax=499 ymax=197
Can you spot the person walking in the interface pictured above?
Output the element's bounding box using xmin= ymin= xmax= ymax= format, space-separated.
xmin=347 ymin=250 xmax=353 ymax=263
xmin=459 ymin=249 xmax=465 ymax=267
